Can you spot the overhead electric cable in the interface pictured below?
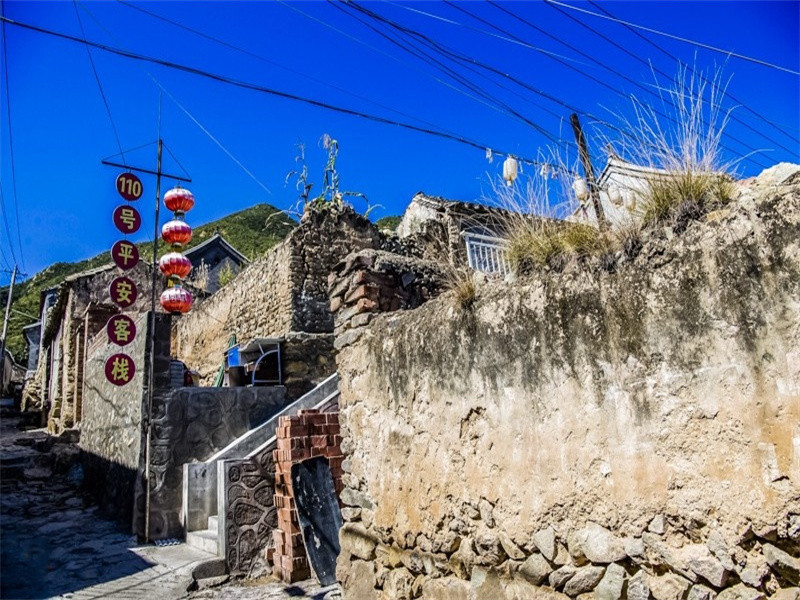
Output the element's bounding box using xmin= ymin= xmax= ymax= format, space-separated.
xmin=279 ymin=0 xmax=560 ymax=144
xmin=114 ymin=0 xmax=466 ymax=139
xmin=546 ymin=0 xmax=800 ymax=76
xmin=0 ymin=182 xmax=19 ymax=268
xmin=524 ymin=1 xmax=795 ymax=153
xmin=72 ymin=0 xmax=127 ymax=165
xmin=0 ymin=13 xmax=552 ymax=169
xmin=333 ymin=1 xmax=563 ymax=145
xmin=75 ymin=0 xmax=271 ymax=194
xmin=0 ymin=1 xmax=25 ymax=271
xmin=444 ymin=1 xmax=770 ymax=169
xmin=582 ymin=0 xmax=800 ymax=148
xmin=347 ymin=1 xmax=700 ymax=164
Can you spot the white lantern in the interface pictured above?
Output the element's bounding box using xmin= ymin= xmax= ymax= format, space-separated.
xmin=503 ymin=156 xmax=518 ymax=186
xmin=572 ymin=177 xmax=589 ymax=204
xmin=608 ymin=184 xmax=622 ymax=206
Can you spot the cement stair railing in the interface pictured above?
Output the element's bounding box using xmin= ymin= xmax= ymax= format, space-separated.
xmin=182 ymin=373 xmax=340 ymax=557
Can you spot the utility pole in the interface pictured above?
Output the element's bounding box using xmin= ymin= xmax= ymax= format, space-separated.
xmin=570 ymin=113 xmax=607 ymax=231
xmin=0 ymin=264 xmax=18 ymax=366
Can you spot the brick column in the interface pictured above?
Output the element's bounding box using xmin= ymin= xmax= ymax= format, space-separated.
xmin=271 ymin=409 xmax=343 ymax=583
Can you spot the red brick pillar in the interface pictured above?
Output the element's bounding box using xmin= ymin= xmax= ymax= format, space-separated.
xmin=271 ymin=409 xmax=343 ymax=583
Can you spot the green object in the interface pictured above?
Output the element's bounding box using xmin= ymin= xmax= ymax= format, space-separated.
xmin=213 ymin=333 xmax=237 ymax=387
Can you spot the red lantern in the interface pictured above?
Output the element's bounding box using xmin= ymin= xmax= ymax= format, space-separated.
xmin=164 ymin=186 xmax=195 ymax=215
xmin=159 ymin=252 xmax=192 ymax=279
xmin=162 ymin=219 xmax=192 ymax=248
xmin=160 ymin=286 xmax=193 ymax=314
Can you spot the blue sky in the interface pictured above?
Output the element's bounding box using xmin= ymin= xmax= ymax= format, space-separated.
xmin=1 ymin=0 xmax=798 ymax=282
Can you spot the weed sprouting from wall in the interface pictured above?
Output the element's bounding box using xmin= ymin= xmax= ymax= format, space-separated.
xmin=601 ymin=64 xmax=742 ymax=226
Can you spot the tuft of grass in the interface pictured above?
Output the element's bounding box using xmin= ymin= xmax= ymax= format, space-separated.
xmin=446 ymin=268 xmax=479 ymax=310
xmin=641 ymin=171 xmax=733 ymax=226
xmin=601 ymin=64 xmax=742 ymax=228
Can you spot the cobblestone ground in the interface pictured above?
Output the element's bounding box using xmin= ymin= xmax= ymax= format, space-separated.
xmin=0 ymin=409 xmax=333 ymax=600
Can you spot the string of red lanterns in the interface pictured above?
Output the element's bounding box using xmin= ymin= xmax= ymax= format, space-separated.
xmin=159 ymin=186 xmax=195 ymax=314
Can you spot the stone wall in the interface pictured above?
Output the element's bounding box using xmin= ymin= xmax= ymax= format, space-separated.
xmin=328 ymin=249 xmax=446 ymax=348
xmin=80 ymin=311 xmax=153 ymax=525
xmin=142 ymin=385 xmax=287 ymax=540
xmin=334 ymin=175 xmax=800 ymax=599
xmin=174 ymin=207 xmax=381 ymax=388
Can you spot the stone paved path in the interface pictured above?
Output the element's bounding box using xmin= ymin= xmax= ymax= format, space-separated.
xmin=0 ymin=409 xmax=335 ymax=600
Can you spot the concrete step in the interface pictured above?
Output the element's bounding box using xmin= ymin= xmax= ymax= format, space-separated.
xmin=208 ymin=515 xmax=218 ymax=533
xmin=186 ymin=529 xmax=219 ymax=555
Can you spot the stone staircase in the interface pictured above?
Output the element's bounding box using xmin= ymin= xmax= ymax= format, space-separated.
xmin=186 ymin=515 xmax=219 ymax=554
xmin=182 ymin=374 xmax=340 ymax=558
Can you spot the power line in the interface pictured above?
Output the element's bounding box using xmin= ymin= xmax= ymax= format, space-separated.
xmin=541 ymin=0 xmax=798 ymax=156
xmin=0 ymin=13 xmax=553 ymax=169
xmin=76 ymin=0 xmax=272 ymax=195
xmin=0 ymin=0 xmax=26 ymax=272
xmin=546 ymin=0 xmax=800 ymax=76
xmin=443 ymin=1 xmax=771 ymax=170
xmin=0 ymin=182 xmax=19 ymax=268
xmin=344 ymin=1 xmax=702 ymax=165
xmin=280 ymin=0 xmax=556 ymax=144
xmin=333 ymin=1 xmax=563 ymax=146
xmin=582 ymin=0 xmax=800 ymax=148
xmin=72 ymin=0 xmax=127 ymax=165
xmin=113 ymin=0 xmax=467 ymax=140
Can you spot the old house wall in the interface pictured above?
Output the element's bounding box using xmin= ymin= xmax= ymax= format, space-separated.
xmin=80 ymin=311 xmax=152 ymax=523
xmin=335 ymin=179 xmax=800 ymax=599
xmin=174 ymin=207 xmax=382 ymax=392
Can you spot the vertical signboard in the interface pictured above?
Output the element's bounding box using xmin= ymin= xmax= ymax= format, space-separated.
xmin=106 ymin=173 xmax=142 ymax=386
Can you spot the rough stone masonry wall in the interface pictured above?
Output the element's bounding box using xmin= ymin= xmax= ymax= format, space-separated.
xmin=173 ymin=207 xmax=381 ymax=388
xmin=334 ymin=174 xmax=800 ymax=599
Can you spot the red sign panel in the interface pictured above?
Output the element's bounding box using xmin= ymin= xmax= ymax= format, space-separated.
xmin=111 ymin=240 xmax=139 ymax=271
xmin=109 ymin=276 xmax=138 ymax=308
xmin=113 ymin=205 xmax=142 ymax=235
xmin=116 ymin=173 xmax=143 ymax=201
xmin=105 ymin=353 xmax=136 ymax=386
xmin=106 ymin=314 xmax=136 ymax=347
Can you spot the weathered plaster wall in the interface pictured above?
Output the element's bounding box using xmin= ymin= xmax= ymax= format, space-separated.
xmin=335 ymin=175 xmax=800 ymax=599
xmin=174 ymin=207 xmax=381 ymax=387
xmin=143 ymin=385 xmax=287 ymax=540
xmin=80 ymin=311 xmax=152 ymax=524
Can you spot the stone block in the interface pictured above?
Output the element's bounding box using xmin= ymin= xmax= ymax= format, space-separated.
xmin=763 ymin=544 xmax=800 ymax=586
xmin=340 ymin=522 xmax=377 ymax=561
xmin=384 ymin=567 xmax=414 ymax=600
xmin=564 ymin=566 xmax=605 ymax=596
xmin=594 ymin=563 xmax=626 ymax=600
xmin=519 ymin=553 xmax=553 ymax=585
xmin=715 ymin=584 xmax=765 ymax=600
xmin=342 ymin=559 xmax=378 ymax=600
xmin=627 ymin=570 xmax=650 ymax=600
xmin=687 ymin=584 xmax=717 ymax=600
xmin=574 ymin=523 xmax=627 ymax=564
xmin=532 ymin=527 xmax=557 ymax=561
xmin=550 ymin=565 xmax=577 ymax=590
xmin=421 ymin=576 xmax=471 ymax=600
xmin=647 ymin=573 xmax=692 ymax=600
xmin=680 ymin=544 xmax=729 ymax=587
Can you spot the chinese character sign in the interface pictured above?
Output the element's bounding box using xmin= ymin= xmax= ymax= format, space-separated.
xmin=111 ymin=240 xmax=139 ymax=271
xmin=106 ymin=314 xmax=136 ymax=347
xmin=105 ymin=353 xmax=136 ymax=386
xmin=109 ymin=276 xmax=137 ymax=308
xmin=105 ymin=173 xmax=143 ymax=387
xmin=113 ymin=205 xmax=141 ymax=235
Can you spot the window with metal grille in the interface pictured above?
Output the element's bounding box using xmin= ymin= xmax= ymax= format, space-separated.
xmin=464 ymin=232 xmax=510 ymax=276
